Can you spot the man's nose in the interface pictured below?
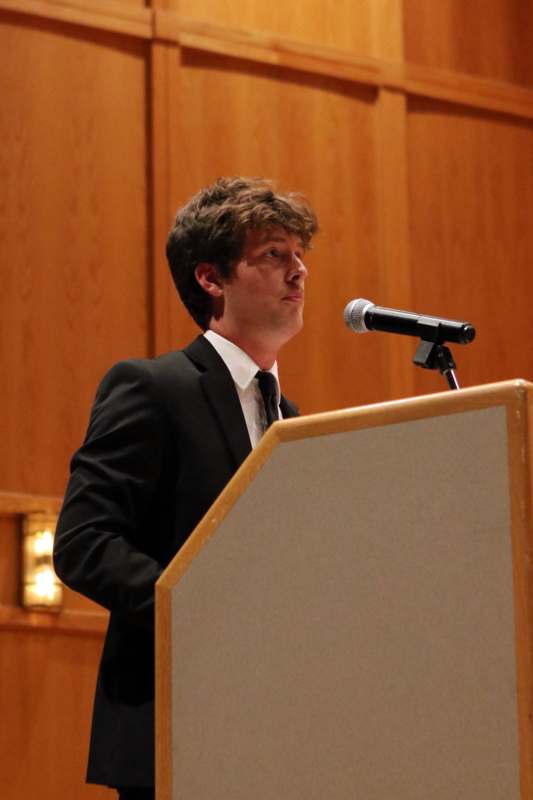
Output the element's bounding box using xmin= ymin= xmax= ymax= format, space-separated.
xmin=289 ymin=255 xmax=308 ymax=280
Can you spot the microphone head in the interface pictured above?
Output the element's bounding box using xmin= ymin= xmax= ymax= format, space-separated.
xmin=344 ymin=298 xmax=374 ymax=333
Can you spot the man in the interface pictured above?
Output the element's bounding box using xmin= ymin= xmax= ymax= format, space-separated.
xmin=53 ymin=177 xmax=318 ymax=798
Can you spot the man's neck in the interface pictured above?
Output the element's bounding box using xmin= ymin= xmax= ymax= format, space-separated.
xmin=207 ymin=322 xmax=280 ymax=370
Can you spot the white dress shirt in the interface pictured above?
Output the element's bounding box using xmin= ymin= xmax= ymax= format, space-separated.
xmin=203 ymin=329 xmax=281 ymax=448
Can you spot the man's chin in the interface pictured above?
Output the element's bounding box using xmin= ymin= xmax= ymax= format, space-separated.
xmin=282 ymin=310 xmax=304 ymax=339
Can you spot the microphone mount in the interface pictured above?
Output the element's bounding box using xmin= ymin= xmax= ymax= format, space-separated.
xmin=410 ymin=318 xmax=460 ymax=389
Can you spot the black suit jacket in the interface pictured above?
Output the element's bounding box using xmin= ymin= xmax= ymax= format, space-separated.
xmin=53 ymin=336 xmax=298 ymax=788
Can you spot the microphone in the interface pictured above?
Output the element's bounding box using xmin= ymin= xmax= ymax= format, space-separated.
xmin=344 ymin=298 xmax=476 ymax=345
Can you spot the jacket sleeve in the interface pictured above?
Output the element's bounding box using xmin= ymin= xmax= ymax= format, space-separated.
xmin=53 ymin=360 xmax=170 ymax=630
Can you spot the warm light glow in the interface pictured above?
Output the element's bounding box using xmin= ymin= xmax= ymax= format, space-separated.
xmin=33 ymin=529 xmax=54 ymax=556
xmin=34 ymin=567 xmax=56 ymax=599
xmin=22 ymin=512 xmax=63 ymax=611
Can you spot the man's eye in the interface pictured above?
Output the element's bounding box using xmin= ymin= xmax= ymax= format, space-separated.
xmin=267 ymin=248 xmax=282 ymax=258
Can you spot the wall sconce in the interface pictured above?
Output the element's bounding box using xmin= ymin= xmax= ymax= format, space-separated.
xmin=22 ymin=512 xmax=63 ymax=611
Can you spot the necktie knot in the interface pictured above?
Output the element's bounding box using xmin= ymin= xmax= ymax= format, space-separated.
xmin=255 ymin=370 xmax=278 ymax=430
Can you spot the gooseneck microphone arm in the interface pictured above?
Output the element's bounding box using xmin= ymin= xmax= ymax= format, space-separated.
xmin=344 ymin=299 xmax=477 ymax=390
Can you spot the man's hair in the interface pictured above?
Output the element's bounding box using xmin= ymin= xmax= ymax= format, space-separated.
xmin=166 ymin=176 xmax=318 ymax=329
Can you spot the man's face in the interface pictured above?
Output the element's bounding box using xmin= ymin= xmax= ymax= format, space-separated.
xmin=220 ymin=226 xmax=308 ymax=347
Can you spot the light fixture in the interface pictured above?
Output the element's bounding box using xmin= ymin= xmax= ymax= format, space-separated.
xmin=22 ymin=512 xmax=63 ymax=611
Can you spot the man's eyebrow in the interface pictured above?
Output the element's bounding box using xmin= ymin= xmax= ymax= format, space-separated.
xmin=257 ymin=234 xmax=305 ymax=247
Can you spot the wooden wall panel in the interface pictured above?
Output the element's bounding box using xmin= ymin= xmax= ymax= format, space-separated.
xmin=161 ymin=50 xmax=387 ymax=412
xmin=0 ymin=628 xmax=112 ymax=800
xmin=0 ymin=12 xmax=145 ymax=799
xmin=407 ymin=98 xmax=533 ymax=394
xmin=0 ymin=515 xmax=19 ymax=605
xmin=173 ymin=0 xmax=376 ymax=55
xmin=405 ymin=0 xmax=533 ymax=87
xmin=0 ymin=15 xmax=150 ymax=497
xmin=0 ymin=503 xmax=108 ymax=800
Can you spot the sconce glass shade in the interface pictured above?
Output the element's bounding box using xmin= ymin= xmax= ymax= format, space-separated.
xmin=22 ymin=512 xmax=63 ymax=611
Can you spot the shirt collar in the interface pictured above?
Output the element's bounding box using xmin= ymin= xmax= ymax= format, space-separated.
xmin=204 ymin=329 xmax=280 ymax=400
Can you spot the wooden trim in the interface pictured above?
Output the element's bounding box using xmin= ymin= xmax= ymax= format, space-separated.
xmin=154 ymin=12 xmax=386 ymax=84
xmin=505 ymin=383 xmax=533 ymax=797
xmin=150 ymin=41 xmax=176 ymax=356
xmin=0 ymin=603 xmax=106 ymax=636
xmin=525 ymin=392 xmax=533 ymax=796
xmin=155 ymin=14 xmax=533 ymax=121
xmin=2 ymin=2 xmax=533 ymax=120
xmin=402 ymin=61 xmax=533 ymax=120
xmin=155 ymin=583 xmax=172 ymax=800
xmin=275 ymin=379 xmax=532 ymax=441
xmin=0 ymin=0 xmax=152 ymax=38
xmin=0 ymin=491 xmax=62 ymax=515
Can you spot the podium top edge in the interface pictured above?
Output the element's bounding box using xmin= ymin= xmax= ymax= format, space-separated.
xmin=271 ymin=378 xmax=533 ymax=441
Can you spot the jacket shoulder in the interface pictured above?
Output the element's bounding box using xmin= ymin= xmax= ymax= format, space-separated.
xmin=96 ymin=347 xmax=198 ymax=397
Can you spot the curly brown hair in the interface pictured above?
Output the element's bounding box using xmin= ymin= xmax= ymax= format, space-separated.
xmin=166 ymin=177 xmax=318 ymax=329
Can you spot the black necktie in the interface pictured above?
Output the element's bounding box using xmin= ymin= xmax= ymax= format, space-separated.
xmin=256 ymin=370 xmax=278 ymax=430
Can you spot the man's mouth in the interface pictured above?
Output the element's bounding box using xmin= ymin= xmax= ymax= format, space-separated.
xmin=283 ymin=292 xmax=304 ymax=303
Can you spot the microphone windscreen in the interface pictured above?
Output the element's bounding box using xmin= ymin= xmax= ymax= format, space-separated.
xmin=343 ymin=298 xmax=374 ymax=333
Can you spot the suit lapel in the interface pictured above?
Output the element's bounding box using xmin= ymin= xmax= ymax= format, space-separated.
xmin=184 ymin=336 xmax=252 ymax=468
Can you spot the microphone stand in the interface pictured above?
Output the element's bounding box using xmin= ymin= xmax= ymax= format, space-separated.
xmin=413 ymin=339 xmax=460 ymax=390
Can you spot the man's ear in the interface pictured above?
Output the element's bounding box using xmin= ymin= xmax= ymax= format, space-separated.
xmin=194 ymin=262 xmax=224 ymax=297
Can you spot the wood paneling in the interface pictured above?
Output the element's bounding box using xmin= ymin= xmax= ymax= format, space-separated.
xmin=0 ymin=16 xmax=149 ymax=496
xmin=173 ymin=0 xmax=375 ymax=55
xmin=2 ymin=1 xmax=533 ymax=798
xmin=151 ymin=41 xmax=182 ymax=355
xmin=0 ymin=515 xmax=19 ymax=607
xmin=0 ymin=506 xmax=107 ymax=800
xmin=154 ymin=13 xmax=383 ymax=88
xmin=407 ymin=99 xmax=533 ymax=394
xmin=153 ymin=13 xmax=533 ymax=123
xmin=0 ymin=628 xmax=112 ymax=800
xmin=6 ymin=4 xmax=533 ymax=122
xmin=374 ymin=89 xmax=414 ymax=399
xmin=0 ymin=16 xmax=145 ymax=791
xmin=405 ymin=0 xmax=533 ymax=88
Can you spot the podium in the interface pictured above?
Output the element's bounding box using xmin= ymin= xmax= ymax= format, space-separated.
xmin=156 ymin=380 xmax=533 ymax=799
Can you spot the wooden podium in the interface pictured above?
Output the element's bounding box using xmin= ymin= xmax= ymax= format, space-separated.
xmin=156 ymin=380 xmax=533 ymax=799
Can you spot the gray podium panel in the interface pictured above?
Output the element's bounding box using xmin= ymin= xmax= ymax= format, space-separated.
xmin=168 ymin=405 xmax=518 ymax=799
